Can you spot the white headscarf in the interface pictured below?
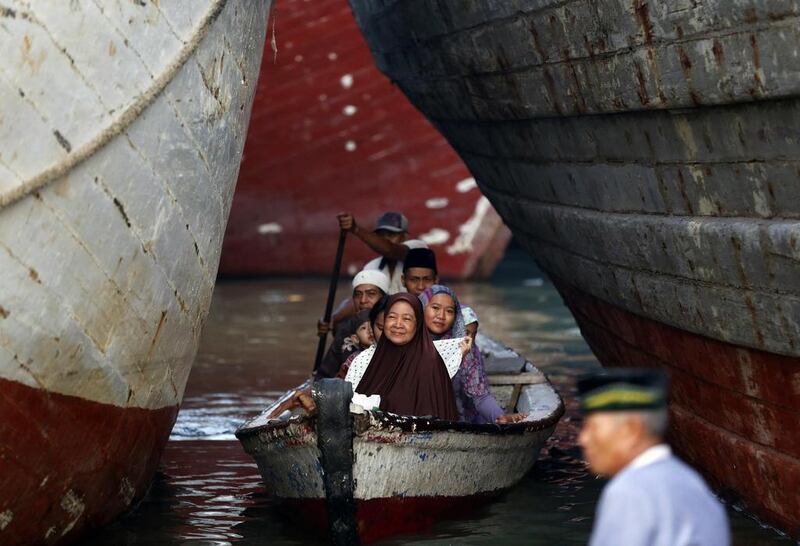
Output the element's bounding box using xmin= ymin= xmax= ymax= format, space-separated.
xmin=352 ymin=269 xmax=390 ymax=294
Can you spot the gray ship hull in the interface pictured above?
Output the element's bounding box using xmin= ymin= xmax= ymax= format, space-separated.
xmin=348 ymin=0 xmax=800 ymax=535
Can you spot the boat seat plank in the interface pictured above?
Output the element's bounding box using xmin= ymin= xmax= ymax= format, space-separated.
xmin=487 ymin=372 xmax=546 ymax=385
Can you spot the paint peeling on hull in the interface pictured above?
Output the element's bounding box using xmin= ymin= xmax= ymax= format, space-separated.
xmin=0 ymin=0 xmax=271 ymax=543
xmin=555 ymin=280 xmax=800 ymax=535
xmin=0 ymin=378 xmax=178 ymax=545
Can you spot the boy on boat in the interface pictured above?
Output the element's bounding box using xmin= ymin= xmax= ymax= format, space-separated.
xmin=578 ymin=370 xmax=730 ymax=546
xmin=401 ymin=247 xmax=439 ymax=296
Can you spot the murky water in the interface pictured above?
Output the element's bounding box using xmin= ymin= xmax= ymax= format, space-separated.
xmin=86 ymin=248 xmax=792 ymax=545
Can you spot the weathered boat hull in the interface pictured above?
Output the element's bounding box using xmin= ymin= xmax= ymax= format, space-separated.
xmin=218 ymin=0 xmax=511 ymax=280
xmin=238 ymin=341 xmax=563 ymax=542
xmin=347 ymin=0 xmax=800 ymax=536
xmin=0 ymin=1 xmax=270 ymax=543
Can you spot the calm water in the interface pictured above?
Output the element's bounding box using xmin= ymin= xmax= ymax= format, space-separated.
xmin=86 ymin=249 xmax=792 ymax=545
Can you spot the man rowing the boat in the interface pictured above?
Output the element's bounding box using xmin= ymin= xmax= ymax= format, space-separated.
xmin=337 ymin=211 xmax=428 ymax=294
xmin=578 ymin=369 xmax=730 ymax=546
xmin=315 ymin=269 xmax=389 ymax=379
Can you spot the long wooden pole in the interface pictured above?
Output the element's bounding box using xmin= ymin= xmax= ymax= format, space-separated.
xmin=313 ymin=229 xmax=347 ymax=373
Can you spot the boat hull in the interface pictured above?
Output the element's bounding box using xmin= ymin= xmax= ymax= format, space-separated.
xmin=238 ymin=350 xmax=563 ymax=543
xmin=347 ymin=0 xmax=800 ymax=536
xmin=0 ymin=0 xmax=270 ymax=542
xmin=239 ymin=410 xmax=558 ymax=543
xmin=218 ymin=0 xmax=511 ymax=280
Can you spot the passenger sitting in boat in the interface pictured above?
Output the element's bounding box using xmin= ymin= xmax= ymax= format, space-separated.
xmin=345 ymin=309 xmax=374 ymax=352
xmin=369 ymin=295 xmax=387 ymax=342
xmin=419 ymin=285 xmax=527 ymax=425
xmin=335 ymin=302 xmax=385 ymax=379
xmin=345 ymin=293 xmax=472 ymax=420
xmin=401 ymin=247 xmax=439 ymax=296
xmin=337 ymin=211 xmax=428 ymax=294
xmin=315 ymin=270 xmax=389 ymax=379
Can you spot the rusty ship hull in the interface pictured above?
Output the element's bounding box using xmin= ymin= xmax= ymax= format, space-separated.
xmin=218 ymin=0 xmax=510 ymax=280
xmin=348 ymin=0 xmax=800 ymax=535
xmin=0 ymin=0 xmax=270 ymax=543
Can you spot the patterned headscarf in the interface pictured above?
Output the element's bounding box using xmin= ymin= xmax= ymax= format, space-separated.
xmin=418 ymin=285 xmax=466 ymax=341
xmin=461 ymin=305 xmax=479 ymax=326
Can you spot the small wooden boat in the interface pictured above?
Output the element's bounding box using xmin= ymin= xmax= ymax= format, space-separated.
xmin=236 ymin=335 xmax=563 ymax=543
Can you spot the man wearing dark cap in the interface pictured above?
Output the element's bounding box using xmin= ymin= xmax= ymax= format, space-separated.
xmin=401 ymin=247 xmax=439 ymax=296
xmin=578 ymin=369 xmax=729 ymax=546
xmin=337 ymin=211 xmax=427 ymax=294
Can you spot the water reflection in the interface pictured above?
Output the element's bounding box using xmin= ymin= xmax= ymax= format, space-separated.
xmin=85 ymin=249 xmax=792 ymax=545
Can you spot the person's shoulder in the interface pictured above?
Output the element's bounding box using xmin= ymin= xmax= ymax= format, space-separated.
xmin=402 ymin=239 xmax=428 ymax=250
xmin=618 ymin=455 xmax=713 ymax=496
xmin=363 ymin=257 xmax=383 ymax=270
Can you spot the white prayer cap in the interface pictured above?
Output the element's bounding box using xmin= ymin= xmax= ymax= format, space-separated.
xmin=352 ymin=269 xmax=390 ymax=294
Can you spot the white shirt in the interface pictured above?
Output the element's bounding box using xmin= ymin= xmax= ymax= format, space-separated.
xmin=628 ymin=444 xmax=672 ymax=470
xmin=590 ymin=445 xmax=730 ymax=546
xmin=363 ymin=239 xmax=428 ymax=294
xmin=344 ymin=337 xmax=466 ymax=390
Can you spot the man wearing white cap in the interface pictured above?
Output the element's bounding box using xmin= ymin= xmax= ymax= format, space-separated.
xmin=315 ymin=269 xmax=390 ymax=379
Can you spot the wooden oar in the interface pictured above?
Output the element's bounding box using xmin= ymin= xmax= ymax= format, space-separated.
xmin=313 ymin=229 xmax=347 ymax=373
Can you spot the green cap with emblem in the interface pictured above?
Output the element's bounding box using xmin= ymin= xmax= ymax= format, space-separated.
xmin=577 ymin=369 xmax=668 ymax=413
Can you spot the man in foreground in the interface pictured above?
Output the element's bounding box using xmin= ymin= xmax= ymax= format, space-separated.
xmin=578 ymin=369 xmax=730 ymax=546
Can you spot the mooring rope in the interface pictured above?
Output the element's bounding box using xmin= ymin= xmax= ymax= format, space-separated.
xmin=0 ymin=0 xmax=229 ymax=209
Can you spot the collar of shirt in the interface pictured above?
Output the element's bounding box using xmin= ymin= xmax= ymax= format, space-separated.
xmin=627 ymin=443 xmax=672 ymax=471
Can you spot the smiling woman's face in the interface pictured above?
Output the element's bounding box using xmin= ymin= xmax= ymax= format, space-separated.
xmin=383 ymin=301 xmax=417 ymax=345
xmin=424 ymin=293 xmax=456 ymax=335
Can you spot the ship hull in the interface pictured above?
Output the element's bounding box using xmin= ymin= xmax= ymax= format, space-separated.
xmin=0 ymin=0 xmax=270 ymax=543
xmin=347 ymin=0 xmax=800 ymax=536
xmin=0 ymin=379 xmax=177 ymax=543
xmin=555 ymin=280 xmax=800 ymax=534
xmin=218 ymin=0 xmax=510 ymax=280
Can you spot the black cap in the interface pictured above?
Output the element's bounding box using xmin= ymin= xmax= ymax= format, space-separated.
xmin=577 ymin=368 xmax=668 ymax=413
xmin=374 ymin=212 xmax=409 ymax=233
xmin=403 ymin=248 xmax=437 ymax=273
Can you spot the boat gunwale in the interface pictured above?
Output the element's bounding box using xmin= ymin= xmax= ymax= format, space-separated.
xmin=235 ymin=381 xmax=564 ymax=441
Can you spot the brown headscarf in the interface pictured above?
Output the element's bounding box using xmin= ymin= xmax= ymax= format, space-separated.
xmin=356 ymin=293 xmax=459 ymax=421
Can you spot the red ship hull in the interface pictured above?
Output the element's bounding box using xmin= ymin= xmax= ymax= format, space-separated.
xmin=0 ymin=379 xmax=177 ymax=545
xmin=555 ymin=280 xmax=800 ymax=536
xmin=219 ymin=0 xmax=510 ymax=279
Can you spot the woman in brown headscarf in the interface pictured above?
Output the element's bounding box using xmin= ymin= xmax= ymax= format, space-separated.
xmin=355 ymin=293 xmax=460 ymax=421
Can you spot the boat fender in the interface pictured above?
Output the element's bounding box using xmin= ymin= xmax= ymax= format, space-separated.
xmin=312 ymin=379 xmax=360 ymax=545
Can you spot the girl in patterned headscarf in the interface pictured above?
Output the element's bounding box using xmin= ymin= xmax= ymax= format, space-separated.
xmin=419 ymin=285 xmax=505 ymax=424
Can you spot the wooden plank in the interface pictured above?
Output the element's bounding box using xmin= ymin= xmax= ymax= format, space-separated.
xmin=487 ymin=372 xmax=546 ymax=385
xmin=506 ymin=383 xmax=523 ymax=413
